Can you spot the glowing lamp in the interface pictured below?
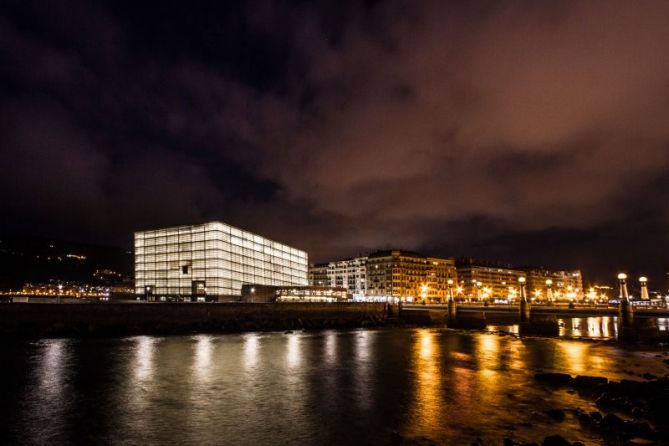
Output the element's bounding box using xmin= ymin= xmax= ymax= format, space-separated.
xmin=617 ymin=273 xmax=627 ymax=280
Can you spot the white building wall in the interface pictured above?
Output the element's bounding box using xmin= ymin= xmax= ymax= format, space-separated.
xmin=135 ymin=222 xmax=308 ymax=297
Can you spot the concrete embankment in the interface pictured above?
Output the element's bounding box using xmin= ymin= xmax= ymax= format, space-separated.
xmin=0 ymin=302 xmax=389 ymax=338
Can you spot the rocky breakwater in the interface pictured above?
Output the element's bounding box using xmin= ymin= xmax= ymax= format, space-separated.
xmin=0 ymin=302 xmax=389 ymax=338
xmin=533 ymin=371 xmax=669 ymax=446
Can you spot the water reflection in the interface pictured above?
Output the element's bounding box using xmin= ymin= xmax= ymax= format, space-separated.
xmin=134 ymin=336 xmax=155 ymax=382
xmin=243 ymin=333 xmax=259 ymax=370
xmin=193 ymin=335 xmax=213 ymax=382
xmin=36 ymin=339 xmax=71 ymax=418
xmin=492 ymin=316 xmax=624 ymax=340
xmin=477 ymin=333 xmax=500 ymax=370
xmin=354 ymin=330 xmax=374 ymax=410
xmin=6 ymin=329 xmax=669 ymax=446
xmin=286 ymin=333 xmax=300 ymax=368
xmin=324 ymin=330 xmax=337 ymax=365
xmin=559 ymin=317 xmax=617 ymax=339
xmin=476 ymin=334 xmax=502 ymax=399
xmin=411 ymin=330 xmax=442 ymax=431
xmin=557 ymin=341 xmax=587 ymax=374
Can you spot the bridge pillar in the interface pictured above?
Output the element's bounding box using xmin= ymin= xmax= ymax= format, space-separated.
xmin=447 ymin=279 xmax=457 ymax=325
xmin=519 ymin=276 xmax=530 ymax=323
xmin=617 ymin=273 xmax=660 ymax=342
xmin=639 ymin=276 xmax=650 ymax=301
xmin=617 ymin=273 xmax=634 ymax=327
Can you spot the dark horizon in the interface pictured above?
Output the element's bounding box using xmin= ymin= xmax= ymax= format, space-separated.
xmin=2 ymin=1 xmax=668 ymax=287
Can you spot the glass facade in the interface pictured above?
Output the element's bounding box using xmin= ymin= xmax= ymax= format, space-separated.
xmin=135 ymin=222 xmax=308 ymax=298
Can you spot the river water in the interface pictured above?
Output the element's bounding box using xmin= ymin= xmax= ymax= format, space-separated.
xmin=1 ymin=320 xmax=668 ymax=445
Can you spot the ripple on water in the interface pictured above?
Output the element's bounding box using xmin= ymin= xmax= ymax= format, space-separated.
xmin=0 ymin=328 xmax=666 ymax=445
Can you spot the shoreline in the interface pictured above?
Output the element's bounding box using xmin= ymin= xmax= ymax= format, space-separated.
xmin=0 ymin=302 xmax=389 ymax=339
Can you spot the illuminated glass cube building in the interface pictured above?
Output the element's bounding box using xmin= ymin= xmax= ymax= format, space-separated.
xmin=134 ymin=222 xmax=308 ymax=301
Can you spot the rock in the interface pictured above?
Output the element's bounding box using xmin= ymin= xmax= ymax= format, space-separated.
xmin=647 ymin=395 xmax=669 ymax=422
xmin=627 ymin=438 xmax=656 ymax=446
xmin=573 ymin=375 xmax=608 ymax=388
xmin=631 ymin=406 xmax=645 ymax=418
xmin=601 ymin=413 xmax=625 ymax=431
xmin=545 ymin=409 xmax=566 ymax=422
xmin=535 ymin=373 xmax=572 ymax=385
xmin=595 ymin=393 xmax=614 ymax=409
xmin=624 ymin=421 xmax=653 ymax=437
xmin=577 ymin=413 xmax=592 ymax=426
xmin=542 ymin=435 xmax=571 ymax=446
xmin=390 ymin=431 xmax=403 ymax=443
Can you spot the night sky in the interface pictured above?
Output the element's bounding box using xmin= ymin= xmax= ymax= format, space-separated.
xmin=2 ymin=1 xmax=668 ymax=286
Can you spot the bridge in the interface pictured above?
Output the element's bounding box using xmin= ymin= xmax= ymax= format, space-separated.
xmin=398 ymin=302 xmax=668 ymax=341
xmin=402 ymin=303 xmax=669 ymax=318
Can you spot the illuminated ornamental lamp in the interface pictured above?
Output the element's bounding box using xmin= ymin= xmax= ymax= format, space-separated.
xmin=447 ymin=279 xmax=457 ymax=324
xmin=639 ymin=276 xmax=650 ymax=301
xmin=545 ymin=279 xmax=554 ymax=303
xmin=519 ymin=276 xmax=530 ymax=323
xmin=618 ymin=272 xmax=634 ymax=327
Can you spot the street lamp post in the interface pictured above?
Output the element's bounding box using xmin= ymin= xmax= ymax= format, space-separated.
xmin=519 ymin=277 xmax=530 ymax=323
xmin=618 ymin=273 xmax=634 ymax=327
xmin=447 ymin=278 xmax=456 ymax=324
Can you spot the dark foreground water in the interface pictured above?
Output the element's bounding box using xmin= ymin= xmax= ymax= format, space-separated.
xmin=2 ymin=322 xmax=668 ymax=445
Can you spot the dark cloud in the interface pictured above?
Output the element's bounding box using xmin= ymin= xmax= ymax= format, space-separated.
xmin=1 ymin=0 xmax=668 ymax=287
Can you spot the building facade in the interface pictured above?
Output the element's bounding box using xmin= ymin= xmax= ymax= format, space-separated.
xmin=135 ymin=222 xmax=308 ymax=301
xmin=366 ymin=250 xmax=456 ymax=302
xmin=455 ymin=259 xmax=585 ymax=302
xmin=522 ymin=268 xmax=584 ymax=301
xmin=308 ymin=257 xmax=368 ymax=298
xmin=455 ymin=261 xmax=524 ymax=301
xmin=308 ymin=263 xmax=330 ymax=288
xmin=240 ymin=284 xmax=348 ymax=303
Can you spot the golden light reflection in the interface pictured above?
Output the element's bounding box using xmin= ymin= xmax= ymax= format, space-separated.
xmin=477 ymin=334 xmax=500 ymax=370
xmin=286 ymin=333 xmax=300 ymax=368
xmin=134 ymin=336 xmax=155 ymax=382
xmin=601 ymin=317 xmax=611 ymax=338
xmin=476 ymin=335 xmax=503 ymax=402
xmin=354 ymin=330 xmax=373 ymax=409
xmin=324 ymin=331 xmax=337 ymax=365
xmin=506 ymin=340 xmax=525 ymax=371
xmin=38 ymin=339 xmax=69 ymax=396
xmin=452 ymin=366 xmax=474 ymax=403
xmin=558 ymin=341 xmax=587 ymax=374
xmin=243 ymin=333 xmax=259 ymax=370
xmin=412 ymin=330 xmax=442 ymax=431
xmin=194 ymin=335 xmax=213 ymax=382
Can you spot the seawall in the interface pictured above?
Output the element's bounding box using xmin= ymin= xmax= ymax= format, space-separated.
xmin=0 ymin=302 xmax=389 ymax=338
